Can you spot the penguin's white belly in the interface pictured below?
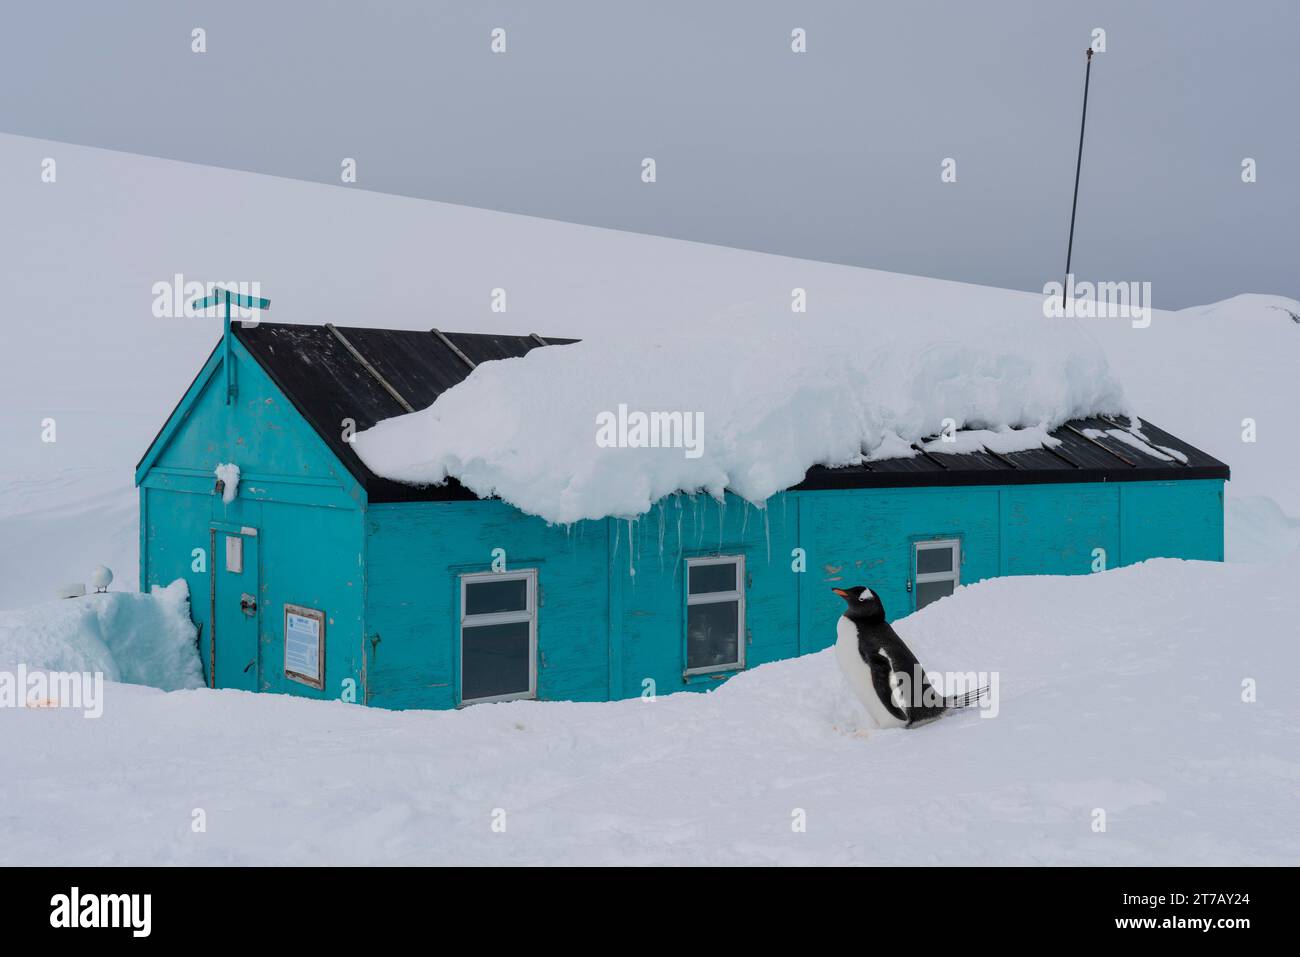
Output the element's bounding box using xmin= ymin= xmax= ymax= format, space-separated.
xmin=835 ymin=615 xmax=908 ymax=729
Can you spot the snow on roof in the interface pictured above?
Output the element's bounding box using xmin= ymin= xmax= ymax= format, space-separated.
xmin=351 ymin=304 xmax=1131 ymax=524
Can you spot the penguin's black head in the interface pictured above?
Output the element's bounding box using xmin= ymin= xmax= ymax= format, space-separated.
xmin=832 ymin=585 xmax=886 ymax=623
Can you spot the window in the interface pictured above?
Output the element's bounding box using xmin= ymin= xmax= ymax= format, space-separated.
xmin=459 ymin=570 xmax=537 ymax=705
xmin=684 ymin=556 xmax=745 ymax=674
xmin=913 ymin=539 xmax=960 ymax=610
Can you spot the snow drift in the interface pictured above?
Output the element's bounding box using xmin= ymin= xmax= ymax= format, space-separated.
xmin=353 ymin=304 xmax=1129 ymax=524
xmin=0 ymin=579 xmax=203 ymax=691
xmin=2 ymin=557 xmax=1295 ymax=865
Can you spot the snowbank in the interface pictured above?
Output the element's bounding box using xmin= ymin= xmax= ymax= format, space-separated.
xmin=1 ymin=557 xmax=1295 ymax=865
xmin=0 ymin=580 xmax=203 ymax=691
xmin=353 ymin=305 xmax=1129 ymax=524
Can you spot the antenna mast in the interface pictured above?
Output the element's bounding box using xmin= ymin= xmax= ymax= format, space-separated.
xmin=1062 ymin=47 xmax=1095 ymax=312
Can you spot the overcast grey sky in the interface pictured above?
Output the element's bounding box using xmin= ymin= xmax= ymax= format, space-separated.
xmin=2 ymin=0 xmax=1296 ymax=308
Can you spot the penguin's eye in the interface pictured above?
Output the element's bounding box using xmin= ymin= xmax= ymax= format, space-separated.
xmin=859 ymin=589 xmax=873 ymax=601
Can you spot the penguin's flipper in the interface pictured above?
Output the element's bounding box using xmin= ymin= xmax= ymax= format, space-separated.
xmin=867 ymin=650 xmax=910 ymax=724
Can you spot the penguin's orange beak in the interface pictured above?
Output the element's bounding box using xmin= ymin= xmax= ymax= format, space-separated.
xmin=831 ymin=588 xmax=850 ymax=598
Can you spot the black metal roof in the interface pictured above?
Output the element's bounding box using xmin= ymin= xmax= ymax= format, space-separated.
xmin=231 ymin=323 xmax=575 ymax=501
xmin=226 ymin=322 xmax=1227 ymax=503
xmin=793 ymin=416 xmax=1229 ymax=490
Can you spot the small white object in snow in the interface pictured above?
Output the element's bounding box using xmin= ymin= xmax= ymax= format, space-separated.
xmin=89 ymin=565 xmax=113 ymax=593
xmin=54 ymin=583 xmax=86 ymax=600
xmin=215 ymin=463 xmax=241 ymax=504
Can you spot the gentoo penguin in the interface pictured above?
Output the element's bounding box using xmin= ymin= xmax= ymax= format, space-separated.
xmin=832 ymin=585 xmax=986 ymax=729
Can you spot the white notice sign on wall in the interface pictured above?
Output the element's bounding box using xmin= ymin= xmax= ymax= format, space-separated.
xmin=284 ymin=606 xmax=323 ymax=687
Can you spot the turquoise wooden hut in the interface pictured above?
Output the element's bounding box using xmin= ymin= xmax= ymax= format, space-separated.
xmin=136 ymin=321 xmax=1228 ymax=708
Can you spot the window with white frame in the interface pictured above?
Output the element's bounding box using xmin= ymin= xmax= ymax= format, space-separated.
xmin=913 ymin=539 xmax=960 ymax=610
xmin=459 ymin=569 xmax=537 ymax=705
xmin=684 ymin=555 xmax=745 ymax=674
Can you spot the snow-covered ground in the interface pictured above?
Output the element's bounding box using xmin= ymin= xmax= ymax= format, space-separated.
xmin=1 ymin=559 xmax=1294 ymax=866
xmin=1 ymin=134 xmax=1297 ymax=865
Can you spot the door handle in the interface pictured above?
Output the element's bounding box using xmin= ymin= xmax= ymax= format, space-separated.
xmin=243 ymin=660 xmax=256 ymax=674
xmin=240 ymin=593 xmax=257 ymax=616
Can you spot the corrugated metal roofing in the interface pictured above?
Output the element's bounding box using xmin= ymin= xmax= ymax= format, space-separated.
xmin=230 ymin=322 xmax=1228 ymax=503
xmin=794 ymin=415 xmax=1228 ymax=491
xmin=231 ymin=323 xmax=575 ymax=501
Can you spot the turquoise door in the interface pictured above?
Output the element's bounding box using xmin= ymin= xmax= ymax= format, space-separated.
xmin=212 ymin=524 xmax=260 ymax=691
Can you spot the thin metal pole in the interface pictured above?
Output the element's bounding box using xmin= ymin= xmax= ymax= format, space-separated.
xmin=1062 ymin=47 xmax=1094 ymax=312
xmin=224 ymin=287 xmax=233 ymax=404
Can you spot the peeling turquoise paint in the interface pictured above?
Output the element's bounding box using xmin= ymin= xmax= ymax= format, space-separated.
xmin=138 ymin=340 xmax=1225 ymax=710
